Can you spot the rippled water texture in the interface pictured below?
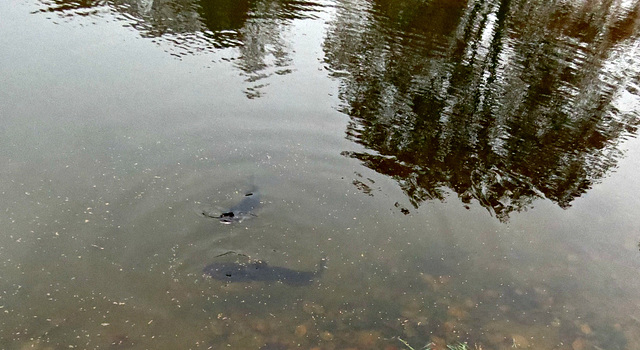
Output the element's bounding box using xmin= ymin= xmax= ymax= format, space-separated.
xmin=2 ymin=0 xmax=640 ymax=348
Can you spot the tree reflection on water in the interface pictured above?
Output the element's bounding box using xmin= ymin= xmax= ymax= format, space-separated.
xmin=324 ymin=0 xmax=640 ymax=221
xmin=36 ymin=0 xmax=321 ymax=97
xmin=36 ymin=0 xmax=640 ymax=220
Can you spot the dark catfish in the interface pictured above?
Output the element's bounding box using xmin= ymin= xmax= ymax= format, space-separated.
xmin=203 ymin=258 xmax=327 ymax=286
xmin=202 ymin=187 xmax=261 ymax=224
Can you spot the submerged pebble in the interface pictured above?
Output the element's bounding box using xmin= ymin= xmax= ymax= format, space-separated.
xmin=579 ymin=323 xmax=592 ymax=335
xmin=447 ymin=306 xmax=469 ymax=320
xmin=356 ymin=330 xmax=381 ymax=347
xmin=295 ymin=324 xmax=307 ymax=337
xmin=429 ymin=336 xmax=447 ymax=350
xmin=572 ymin=337 xmax=587 ymax=350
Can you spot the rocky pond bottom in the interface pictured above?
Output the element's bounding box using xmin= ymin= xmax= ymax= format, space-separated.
xmin=15 ymin=256 xmax=630 ymax=350
xmin=193 ymin=280 xmax=629 ymax=350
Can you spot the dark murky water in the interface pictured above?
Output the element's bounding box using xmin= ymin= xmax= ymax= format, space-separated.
xmin=1 ymin=0 xmax=640 ymax=348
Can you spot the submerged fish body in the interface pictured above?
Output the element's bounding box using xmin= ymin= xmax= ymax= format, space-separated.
xmin=203 ymin=188 xmax=261 ymax=224
xmin=203 ymin=258 xmax=327 ymax=286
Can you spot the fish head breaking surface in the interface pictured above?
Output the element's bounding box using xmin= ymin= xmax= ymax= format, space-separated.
xmin=201 ymin=190 xmax=261 ymax=224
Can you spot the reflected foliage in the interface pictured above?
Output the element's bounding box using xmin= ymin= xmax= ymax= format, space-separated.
xmin=34 ymin=0 xmax=640 ymax=220
xmin=36 ymin=0 xmax=323 ymax=97
xmin=325 ymin=0 xmax=640 ymax=220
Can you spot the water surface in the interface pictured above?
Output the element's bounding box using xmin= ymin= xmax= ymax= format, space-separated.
xmin=1 ymin=0 xmax=640 ymax=349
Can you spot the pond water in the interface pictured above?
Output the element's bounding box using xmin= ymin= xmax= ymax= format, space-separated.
xmin=1 ymin=0 xmax=640 ymax=349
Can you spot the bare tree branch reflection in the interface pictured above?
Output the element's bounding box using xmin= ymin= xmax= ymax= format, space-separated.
xmin=325 ymin=0 xmax=640 ymax=221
